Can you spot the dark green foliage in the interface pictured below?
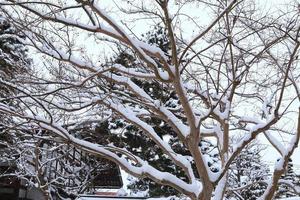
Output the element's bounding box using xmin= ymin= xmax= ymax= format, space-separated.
xmin=0 ymin=15 xmax=30 ymax=139
xmin=143 ymin=25 xmax=170 ymax=55
xmin=227 ymin=141 xmax=269 ymax=200
xmin=97 ymin=25 xmax=220 ymax=197
xmin=275 ymin=158 xmax=300 ymax=198
xmin=0 ymin=16 xmax=30 ymax=79
xmin=101 ymin=116 xmax=220 ymax=197
xmin=0 ymin=15 xmax=32 ymax=196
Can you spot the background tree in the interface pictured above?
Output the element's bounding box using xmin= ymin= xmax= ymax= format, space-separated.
xmin=99 ymin=25 xmax=220 ymax=197
xmin=275 ymin=158 xmax=300 ymax=198
xmin=226 ymin=139 xmax=269 ymax=200
xmin=0 ymin=14 xmax=30 ymax=133
xmin=0 ymin=13 xmax=30 ymax=171
xmin=0 ymin=14 xmax=115 ymax=200
xmin=0 ymin=13 xmax=33 ymax=200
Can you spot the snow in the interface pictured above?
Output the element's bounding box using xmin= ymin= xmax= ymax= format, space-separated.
xmin=134 ymin=39 xmax=169 ymax=63
xmin=213 ymin=99 xmax=231 ymax=120
xmin=2 ymin=1 xmax=300 ymax=199
xmin=0 ymin=100 xmax=200 ymax=196
xmin=104 ymin=99 xmax=198 ymax=187
xmin=103 ymin=72 xmax=190 ymax=139
xmin=157 ymin=69 xmax=170 ymax=81
xmin=68 ymin=195 xmax=300 ymax=200
xmin=213 ymin=175 xmax=226 ymax=200
xmin=78 ymin=197 xmax=145 ymax=200
xmin=113 ymin=64 xmax=156 ymax=78
xmin=159 ymin=106 xmax=190 ymax=137
xmin=263 ymin=131 xmax=285 ymax=155
xmin=34 ymin=102 xmax=201 ymax=197
xmin=78 ymin=197 xmax=189 ymax=200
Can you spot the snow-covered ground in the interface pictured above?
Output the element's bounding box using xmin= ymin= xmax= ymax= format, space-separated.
xmin=280 ymin=198 xmax=300 ymax=200
xmin=78 ymin=197 xmax=300 ymax=200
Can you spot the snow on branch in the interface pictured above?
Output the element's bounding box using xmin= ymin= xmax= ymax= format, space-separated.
xmin=0 ymin=103 xmax=202 ymax=198
xmin=260 ymin=108 xmax=300 ymax=200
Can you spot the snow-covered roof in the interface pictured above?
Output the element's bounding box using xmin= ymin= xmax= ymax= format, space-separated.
xmin=77 ymin=195 xmax=146 ymax=200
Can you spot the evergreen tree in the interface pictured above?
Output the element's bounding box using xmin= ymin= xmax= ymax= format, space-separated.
xmin=0 ymin=15 xmax=29 ymax=80
xmin=0 ymin=15 xmax=30 ymax=157
xmin=227 ymin=140 xmax=269 ymax=200
xmin=97 ymin=25 xmax=220 ymax=197
xmin=275 ymin=158 xmax=299 ymax=198
xmin=0 ymin=14 xmax=30 ymax=136
xmin=0 ymin=14 xmax=32 ymax=198
xmin=0 ymin=21 xmax=120 ymax=198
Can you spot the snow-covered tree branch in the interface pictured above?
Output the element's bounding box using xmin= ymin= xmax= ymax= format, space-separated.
xmin=0 ymin=0 xmax=299 ymax=199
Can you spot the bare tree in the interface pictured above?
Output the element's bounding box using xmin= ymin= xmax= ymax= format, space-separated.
xmin=0 ymin=0 xmax=299 ymax=199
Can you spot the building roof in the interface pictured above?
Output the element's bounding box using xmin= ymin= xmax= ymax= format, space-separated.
xmin=91 ymin=161 xmax=123 ymax=188
xmin=77 ymin=195 xmax=147 ymax=200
